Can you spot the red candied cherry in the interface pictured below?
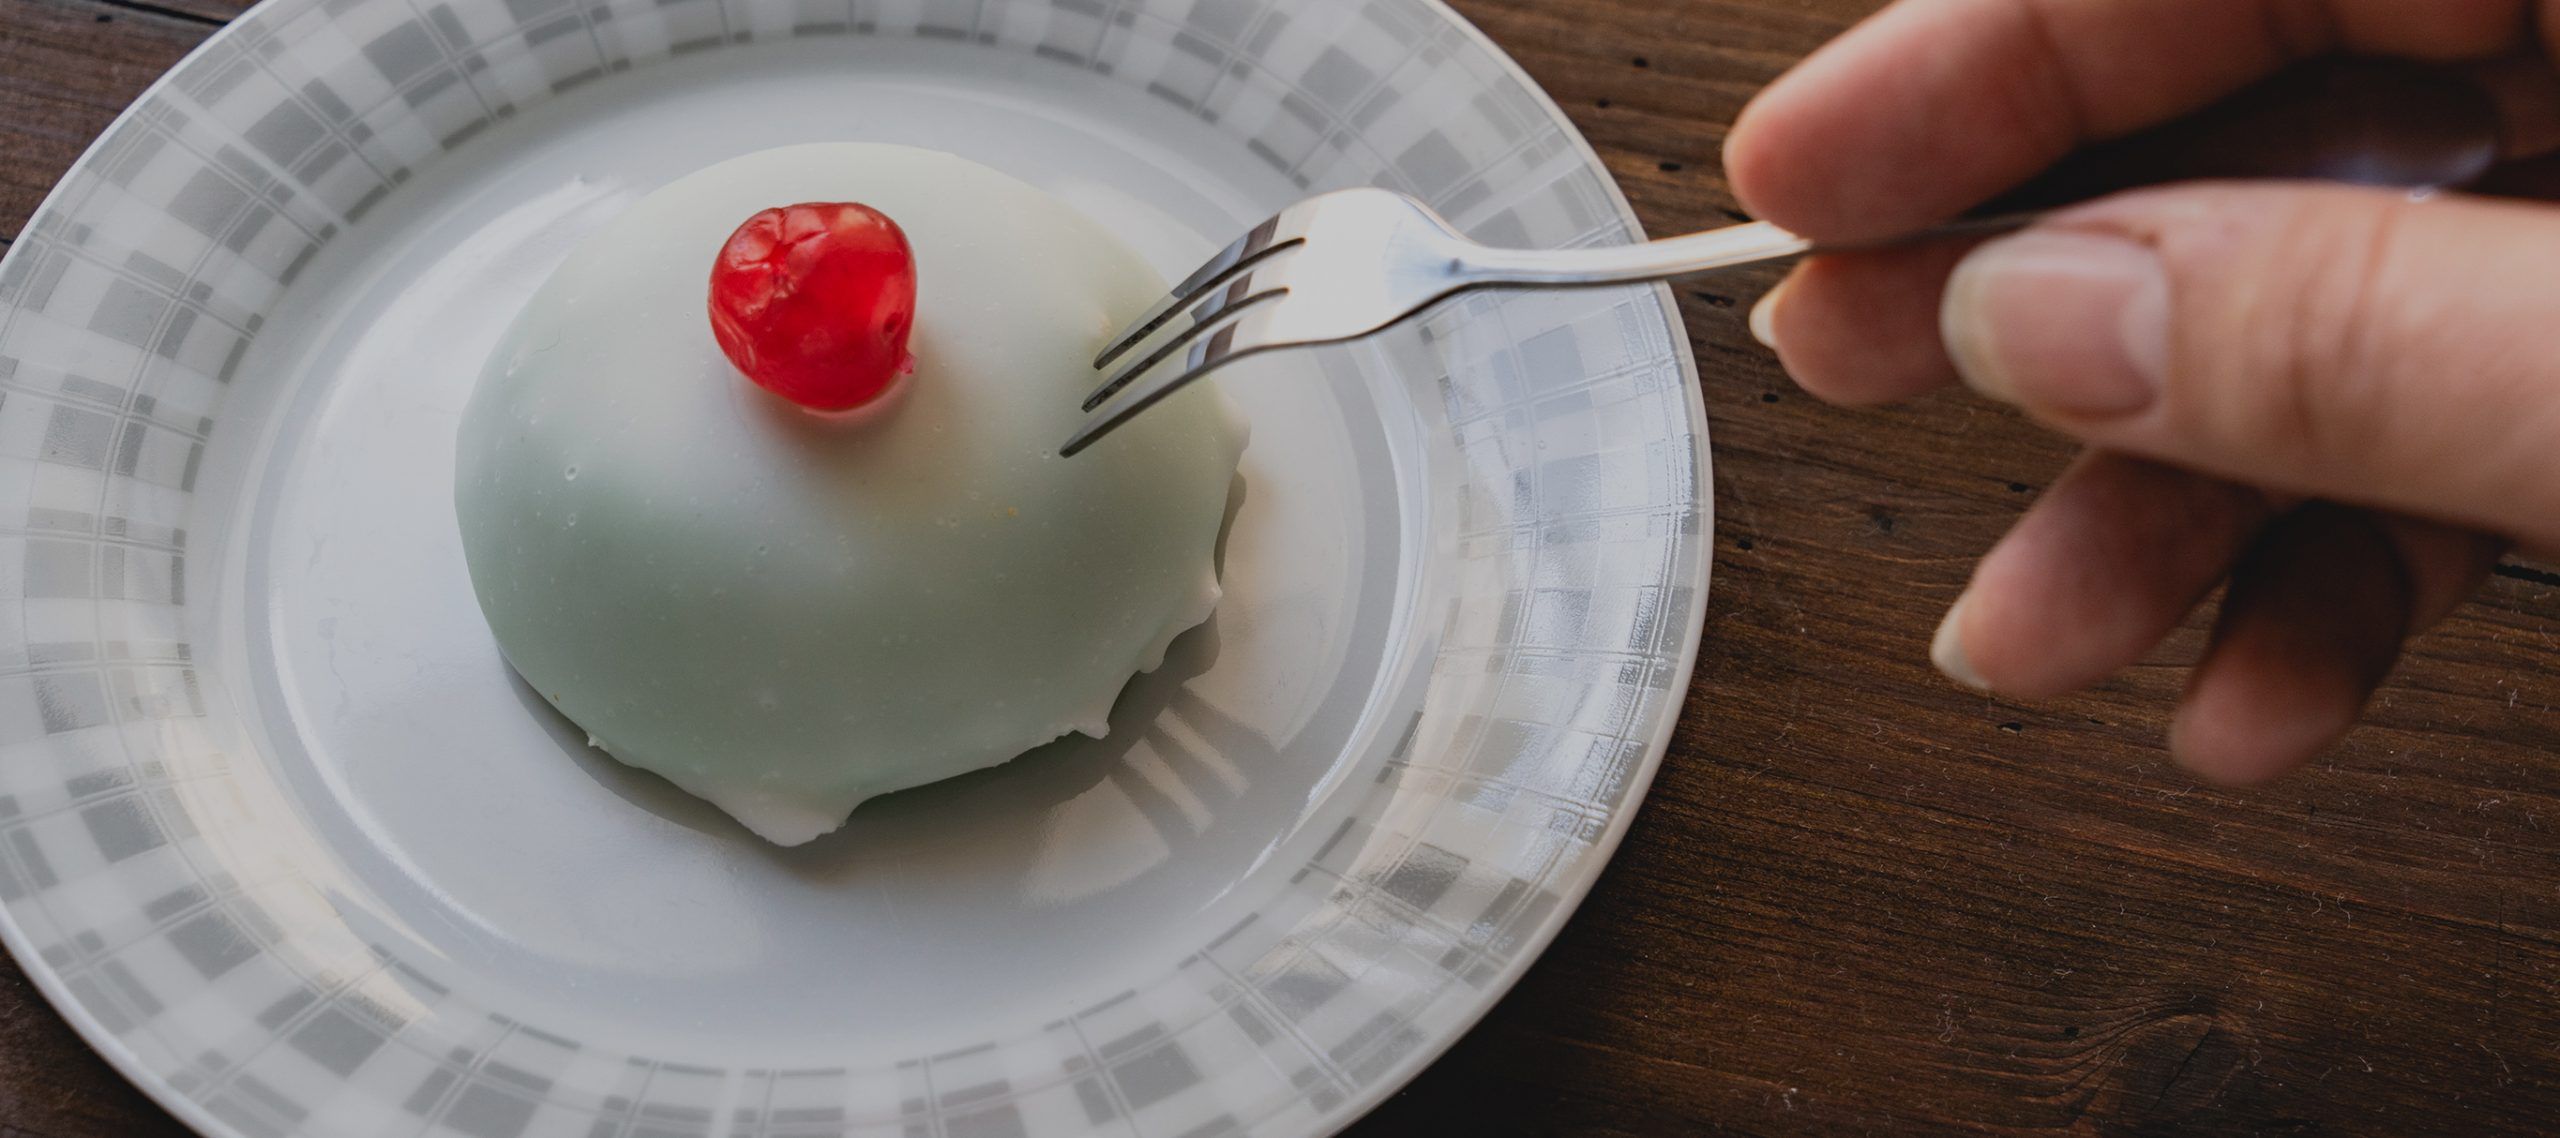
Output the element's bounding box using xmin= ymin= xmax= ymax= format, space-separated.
xmin=708 ymin=202 xmax=918 ymax=411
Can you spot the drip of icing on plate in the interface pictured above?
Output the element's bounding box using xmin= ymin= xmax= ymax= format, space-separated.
xmin=454 ymin=143 xmax=1247 ymax=845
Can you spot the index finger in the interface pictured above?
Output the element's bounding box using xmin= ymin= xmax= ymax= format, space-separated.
xmin=1724 ymin=0 xmax=2551 ymax=241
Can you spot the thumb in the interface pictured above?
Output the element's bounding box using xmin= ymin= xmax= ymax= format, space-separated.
xmin=1939 ymin=183 xmax=2560 ymax=549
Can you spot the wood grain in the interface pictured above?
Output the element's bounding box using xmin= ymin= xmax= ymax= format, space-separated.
xmin=7 ymin=0 xmax=2560 ymax=1134
xmin=0 ymin=0 xmax=227 ymax=237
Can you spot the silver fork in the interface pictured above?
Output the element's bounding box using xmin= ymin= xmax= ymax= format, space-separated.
xmin=1063 ymin=191 xmax=1825 ymax=456
xmin=1060 ymin=57 xmax=2508 ymax=456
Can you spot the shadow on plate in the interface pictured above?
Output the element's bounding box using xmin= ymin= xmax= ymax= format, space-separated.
xmin=507 ymin=472 xmax=1262 ymax=887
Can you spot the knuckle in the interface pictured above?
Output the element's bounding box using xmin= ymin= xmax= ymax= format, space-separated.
xmin=2173 ymin=190 xmax=2411 ymax=471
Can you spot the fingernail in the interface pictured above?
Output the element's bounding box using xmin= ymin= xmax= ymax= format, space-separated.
xmin=1931 ymin=593 xmax=1990 ymax=691
xmin=1940 ymin=230 xmax=2170 ymax=416
xmin=1748 ymin=275 xmax=1790 ymax=349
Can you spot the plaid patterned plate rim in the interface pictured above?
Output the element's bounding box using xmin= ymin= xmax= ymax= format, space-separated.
xmin=0 ymin=0 xmax=1713 ymax=1135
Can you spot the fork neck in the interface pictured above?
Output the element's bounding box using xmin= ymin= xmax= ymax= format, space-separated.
xmin=1451 ymin=220 xmax=1815 ymax=288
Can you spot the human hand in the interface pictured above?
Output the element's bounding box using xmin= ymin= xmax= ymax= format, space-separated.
xmin=1722 ymin=0 xmax=2560 ymax=783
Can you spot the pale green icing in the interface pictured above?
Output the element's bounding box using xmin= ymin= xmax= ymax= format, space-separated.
xmin=455 ymin=144 xmax=1245 ymax=845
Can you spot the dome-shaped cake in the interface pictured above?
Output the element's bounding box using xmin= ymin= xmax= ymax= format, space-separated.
xmin=456 ymin=143 xmax=1246 ymax=845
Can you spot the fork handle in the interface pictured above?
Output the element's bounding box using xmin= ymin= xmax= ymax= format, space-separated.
xmin=1456 ymin=221 xmax=1816 ymax=285
xmin=1454 ymin=56 xmax=2503 ymax=289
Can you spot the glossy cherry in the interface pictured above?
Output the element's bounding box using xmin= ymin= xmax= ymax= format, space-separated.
xmin=708 ymin=202 xmax=917 ymax=411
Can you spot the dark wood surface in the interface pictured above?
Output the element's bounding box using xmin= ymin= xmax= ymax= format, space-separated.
xmin=8 ymin=0 xmax=2560 ymax=1134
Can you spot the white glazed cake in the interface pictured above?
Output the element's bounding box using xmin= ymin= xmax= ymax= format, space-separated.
xmin=455 ymin=143 xmax=1246 ymax=845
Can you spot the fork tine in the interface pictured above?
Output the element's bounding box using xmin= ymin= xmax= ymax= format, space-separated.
xmin=1091 ymin=214 xmax=1302 ymax=370
xmin=1061 ymin=316 xmax=1276 ymax=457
xmin=1081 ymin=279 xmax=1285 ymax=411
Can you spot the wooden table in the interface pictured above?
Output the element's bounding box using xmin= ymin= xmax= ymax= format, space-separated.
xmin=8 ymin=0 xmax=2560 ymax=1133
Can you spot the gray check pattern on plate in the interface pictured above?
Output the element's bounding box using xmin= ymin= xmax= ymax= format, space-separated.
xmin=0 ymin=0 xmax=1711 ymax=1134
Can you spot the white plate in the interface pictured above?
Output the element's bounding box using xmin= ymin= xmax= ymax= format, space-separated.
xmin=0 ymin=1 xmax=1710 ymax=1135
